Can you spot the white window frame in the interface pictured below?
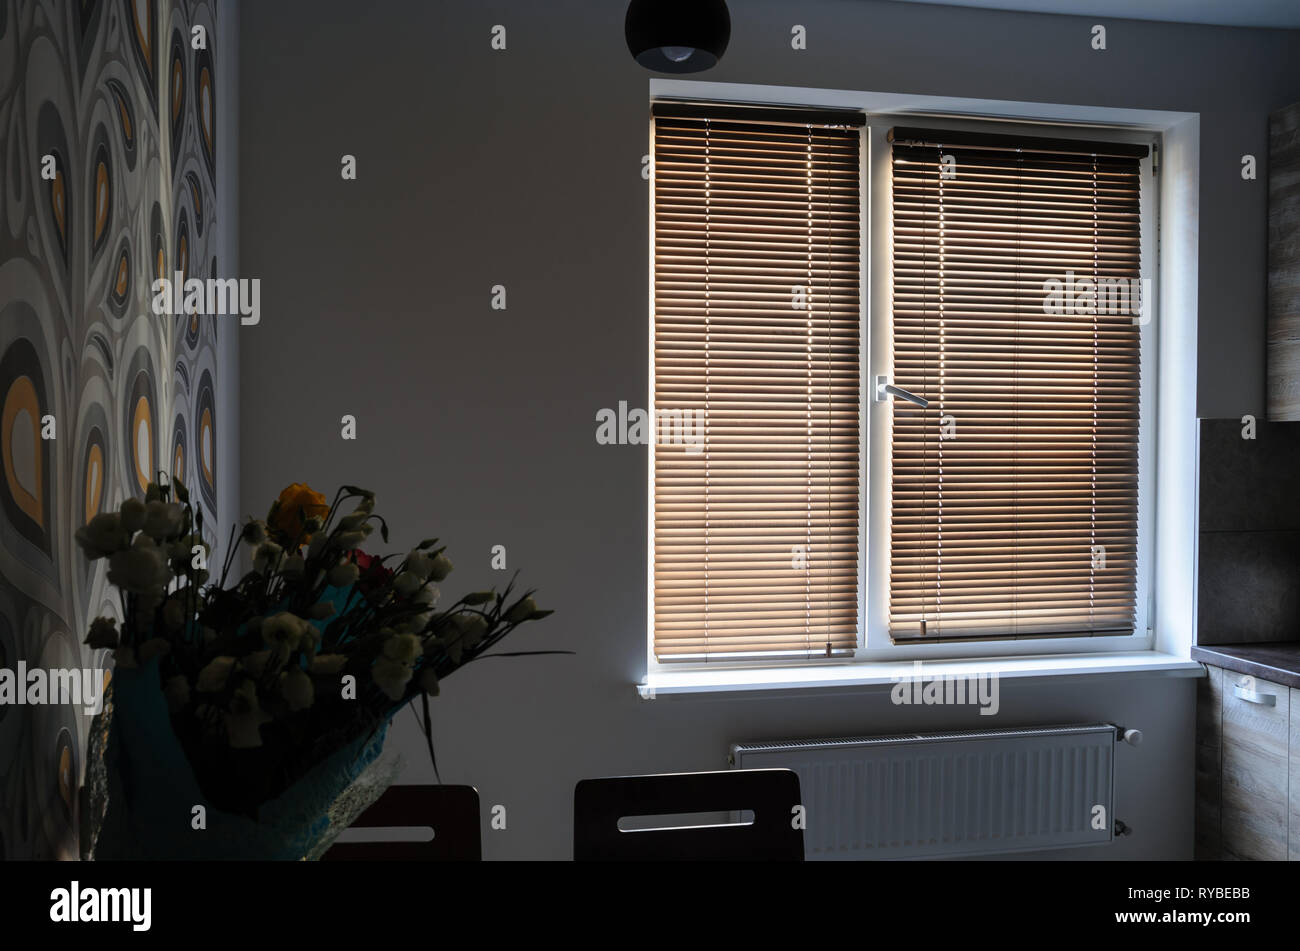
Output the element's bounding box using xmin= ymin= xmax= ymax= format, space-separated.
xmin=646 ymin=80 xmax=1189 ymax=680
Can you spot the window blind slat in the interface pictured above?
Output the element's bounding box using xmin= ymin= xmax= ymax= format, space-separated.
xmin=888 ymin=139 xmax=1143 ymax=642
xmin=653 ymin=114 xmax=862 ymax=662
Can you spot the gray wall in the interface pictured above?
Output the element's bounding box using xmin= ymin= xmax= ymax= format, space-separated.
xmin=238 ymin=0 xmax=1300 ymax=858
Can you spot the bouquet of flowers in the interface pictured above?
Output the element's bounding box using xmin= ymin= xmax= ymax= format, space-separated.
xmin=75 ymin=479 xmax=552 ymax=859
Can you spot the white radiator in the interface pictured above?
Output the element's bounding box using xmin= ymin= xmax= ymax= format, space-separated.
xmin=731 ymin=723 xmax=1118 ymax=859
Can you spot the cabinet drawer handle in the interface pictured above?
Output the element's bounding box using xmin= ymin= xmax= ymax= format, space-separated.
xmin=1233 ymin=683 xmax=1277 ymax=706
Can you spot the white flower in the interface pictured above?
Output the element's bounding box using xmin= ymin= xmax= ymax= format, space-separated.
xmin=145 ymin=482 xmax=163 ymax=503
xmin=163 ymin=675 xmax=190 ymax=712
xmin=76 ymin=512 xmax=126 ymax=559
xmin=107 ymin=534 xmax=173 ymax=595
xmin=504 ymin=597 xmax=538 ymax=624
xmin=298 ymin=626 xmax=320 ymax=663
xmin=307 ymin=534 xmax=327 ymax=559
xmin=392 ymin=571 xmax=423 ymax=597
xmin=371 ymin=656 xmax=414 ymax=701
xmin=381 ymin=633 xmax=422 ymax=664
xmin=414 ymin=585 xmax=439 ymax=607
xmin=242 ymin=650 xmax=272 ymax=678
xmin=261 ymin=611 xmax=311 ymax=650
xmin=225 ymin=681 xmax=271 ymax=748
xmin=328 ymin=562 xmax=360 ymax=587
xmin=452 ymin=612 xmax=489 ymax=647
xmin=336 ymin=497 xmax=374 ymax=531
xmin=119 ymin=497 xmax=146 ymax=533
xmin=141 ymin=500 xmax=184 ymax=540
xmin=241 ymin=519 xmax=268 ymax=546
xmin=280 ymin=667 xmax=314 ymax=711
xmin=139 ymin=582 xmax=167 ymax=608
xmin=196 ymin=656 xmax=237 ymax=692
xmin=428 ymin=554 xmax=453 ymax=581
xmin=397 ymin=611 xmax=433 ymax=633
xmin=335 ymin=509 xmax=369 ymax=532
xmin=418 ymin=667 xmax=440 ymax=697
xmin=310 ymin=654 xmax=348 ymax=676
xmin=405 ymin=550 xmax=435 ymax=580
xmin=167 ymin=534 xmax=208 ymax=577
xmin=252 ymin=540 xmax=284 ymax=574
xmin=282 ymin=554 xmax=306 ymax=576
xmin=332 ymin=525 xmax=372 ymax=549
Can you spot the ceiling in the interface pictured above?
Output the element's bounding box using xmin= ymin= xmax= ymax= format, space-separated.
xmin=884 ymin=0 xmax=1300 ymax=29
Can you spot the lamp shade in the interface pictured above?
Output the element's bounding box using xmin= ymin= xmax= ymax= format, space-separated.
xmin=625 ymin=0 xmax=731 ymax=73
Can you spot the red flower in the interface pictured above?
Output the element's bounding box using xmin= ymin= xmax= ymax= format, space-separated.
xmin=352 ymin=550 xmax=393 ymax=600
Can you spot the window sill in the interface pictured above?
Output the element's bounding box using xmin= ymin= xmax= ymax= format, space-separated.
xmin=639 ymin=651 xmax=1204 ymax=699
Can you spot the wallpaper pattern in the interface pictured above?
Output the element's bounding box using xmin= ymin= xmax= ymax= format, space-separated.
xmin=0 ymin=0 xmax=222 ymax=859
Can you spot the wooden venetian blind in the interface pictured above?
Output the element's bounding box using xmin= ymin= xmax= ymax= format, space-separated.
xmin=888 ymin=127 xmax=1147 ymax=642
xmin=652 ymin=103 xmax=863 ymax=661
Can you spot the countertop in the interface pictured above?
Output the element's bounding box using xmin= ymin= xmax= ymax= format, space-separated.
xmin=1191 ymin=641 xmax=1300 ymax=689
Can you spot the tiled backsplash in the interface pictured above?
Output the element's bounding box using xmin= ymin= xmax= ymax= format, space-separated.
xmin=1197 ymin=418 xmax=1300 ymax=644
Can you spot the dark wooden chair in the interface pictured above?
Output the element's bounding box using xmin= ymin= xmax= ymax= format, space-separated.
xmin=322 ymin=784 xmax=481 ymax=861
xmin=573 ymin=768 xmax=804 ymax=861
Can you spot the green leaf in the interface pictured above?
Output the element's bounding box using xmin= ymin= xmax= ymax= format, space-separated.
xmin=417 ymin=538 xmax=439 ymax=550
xmin=174 ymin=479 xmax=190 ymax=503
xmin=462 ymin=591 xmax=494 ymax=605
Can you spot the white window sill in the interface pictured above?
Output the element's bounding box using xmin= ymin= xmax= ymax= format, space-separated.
xmin=639 ymin=651 xmax=1204 ymax=698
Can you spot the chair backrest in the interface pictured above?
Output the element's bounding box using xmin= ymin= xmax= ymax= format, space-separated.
xmin=322 ymin=784 xmax=481 ymax=861
xmin=573 ymin=768 xmax=804 ymax=861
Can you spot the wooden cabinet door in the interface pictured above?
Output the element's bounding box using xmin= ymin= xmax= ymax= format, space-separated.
xmin=1221 ymin=673 xmax=1290 ymax=860
xmin=1291 ymin=687 xmax=1300 ymax=860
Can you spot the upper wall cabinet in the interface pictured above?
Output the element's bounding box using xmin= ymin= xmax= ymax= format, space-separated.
xmin=1268 ymin=101 xmax=1300 ymax=420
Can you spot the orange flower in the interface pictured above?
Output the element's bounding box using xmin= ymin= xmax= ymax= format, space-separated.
xmin=268 ymin=483 xmax=329 ymax=543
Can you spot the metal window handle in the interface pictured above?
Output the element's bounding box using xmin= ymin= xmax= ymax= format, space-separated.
xmin=874 ymin=375 xmax=929 ymax=408
xmin=1233 ymin=683 xmax=1277 ymax=706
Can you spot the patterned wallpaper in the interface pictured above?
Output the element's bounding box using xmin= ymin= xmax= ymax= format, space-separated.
xmin=0 ymin=0 xmax=224 ymax=859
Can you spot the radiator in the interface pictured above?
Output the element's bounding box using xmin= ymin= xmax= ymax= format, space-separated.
xmin=731 ymin=723 xmax=1118 ymax=859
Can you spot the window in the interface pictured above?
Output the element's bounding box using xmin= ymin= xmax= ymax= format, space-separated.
xmin=886 ymin=128 xmax=1148 ymax=643
xmin=650 ymin=102 xmax=863 ymax=662
xmin=649 ymin=99 xmax=1153 ymax=666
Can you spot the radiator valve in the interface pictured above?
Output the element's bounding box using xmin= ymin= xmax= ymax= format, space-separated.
xmin=1113 ymin=725 xmax=1142 ymax=746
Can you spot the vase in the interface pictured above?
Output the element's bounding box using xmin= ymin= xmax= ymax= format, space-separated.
xmin=83 ymin=657 xmax=398 ymax=860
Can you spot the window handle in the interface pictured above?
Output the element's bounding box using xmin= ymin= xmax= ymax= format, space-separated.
xmin=874 ymin=375 xmax=929 ymax=409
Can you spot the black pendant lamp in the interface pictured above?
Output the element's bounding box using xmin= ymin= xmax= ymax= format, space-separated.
xmin=625 ymin=0 xmax=731 ymax=74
